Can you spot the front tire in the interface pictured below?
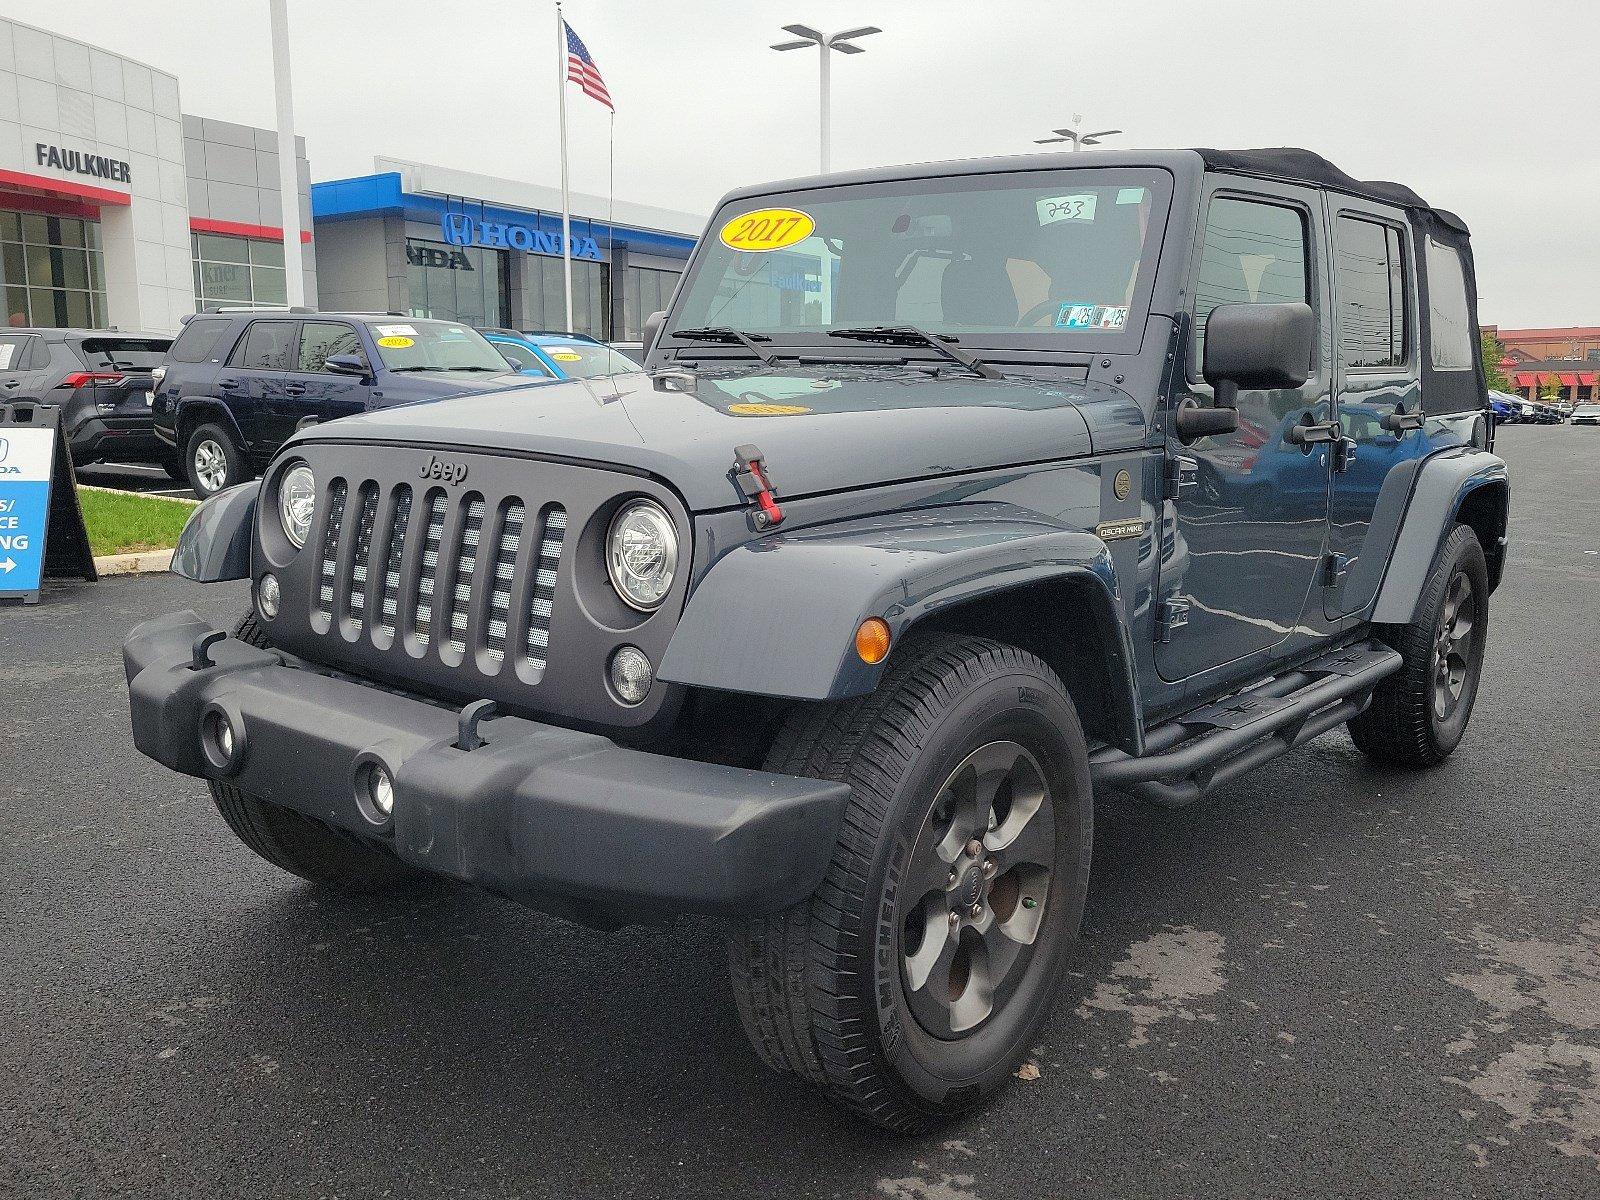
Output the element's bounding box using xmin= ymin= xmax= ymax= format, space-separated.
xmin=728 ymin=634 xmax=1093 ymax=1131
xmin=1348 ymin=523 xmax=1489 ymax=767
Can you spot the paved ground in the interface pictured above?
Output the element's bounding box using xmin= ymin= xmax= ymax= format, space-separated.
xmin=3 ymin=426 xmax=1596 ymax=1198
xmin=74 ymin=461 xmax=199 ymax=501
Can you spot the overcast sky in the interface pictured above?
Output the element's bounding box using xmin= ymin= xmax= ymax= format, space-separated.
xmin=9 ymin=0 xmax=1595 ymax=327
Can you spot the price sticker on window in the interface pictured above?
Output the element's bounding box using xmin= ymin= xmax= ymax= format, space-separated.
xmin=719 ymin=208 xmax=816 ymax=252
xmin=377 ymin=336 xmax=414 ymax=349
xmin=1037 ymin=194 xmax=1098 ymax=225
xmin=551 ymin=351 xmax=583 ymax=362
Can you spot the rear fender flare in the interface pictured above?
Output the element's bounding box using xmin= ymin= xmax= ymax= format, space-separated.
xmin=1369 ymin=448 xmax=1509 ymax=624
xmin=659 ymin=504 xmax=1138 ymax=730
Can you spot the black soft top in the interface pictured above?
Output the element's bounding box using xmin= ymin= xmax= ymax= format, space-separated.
xmin=1195 ymin=147 xmax=1469 ymax=235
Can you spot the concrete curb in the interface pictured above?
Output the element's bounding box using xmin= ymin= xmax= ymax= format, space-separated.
xmin=94 ymin=548 xmax=176 ymax=576
xmin=78 ymin=483 xmax=200 ymax=506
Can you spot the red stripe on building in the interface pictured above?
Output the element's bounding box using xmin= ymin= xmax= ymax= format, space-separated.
xmin=190 ymin=217 xmax=313 ymax=243
xmin=0 ymin=167 xmax=131 ymax=206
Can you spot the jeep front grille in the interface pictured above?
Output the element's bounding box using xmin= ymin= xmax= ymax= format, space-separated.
xmin=307 ymin=475 xmax=567 ymax=679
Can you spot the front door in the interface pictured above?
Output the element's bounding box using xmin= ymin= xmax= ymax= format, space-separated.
xmin=287 ymin=321 xmax=371 ymax=427
xmin=1156 ymin=184 xmax=1334 ymax=683
xmin=1323 ymin=202 xmax=1427 ymax=617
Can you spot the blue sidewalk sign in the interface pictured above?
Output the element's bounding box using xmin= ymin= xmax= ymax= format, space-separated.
xmin=1 ymin=403 xmax=96 ymax=605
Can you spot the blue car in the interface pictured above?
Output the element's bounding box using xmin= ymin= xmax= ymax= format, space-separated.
xmin=483 ymin=329 xmax=641 ymax=381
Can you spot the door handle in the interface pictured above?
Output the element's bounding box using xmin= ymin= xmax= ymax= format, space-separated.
xmin=1380 ymin=407 xmax=1424 ymax=433
xmin=1333 ymin=436 xmax=1358 ymax=473
xmin=284 ymin=383 xmax=308 ymax=396
xmin=217 ymin=377 xmax=241 ymax=391
xmin=1284 ymin=417 xmax=1340 ymax=446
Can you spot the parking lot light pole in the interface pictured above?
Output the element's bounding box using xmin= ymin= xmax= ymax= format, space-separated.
xmin=267 ymin=0 xmax=305 ymax=308
xmin=771 ymin=25 xmax=881 ymax=173
xmin=1034 ymin=116 xmax=1123 ymax=151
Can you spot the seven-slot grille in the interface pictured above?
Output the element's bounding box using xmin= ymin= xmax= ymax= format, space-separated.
xmin=311 ymin=476 xmax=567 ymax=678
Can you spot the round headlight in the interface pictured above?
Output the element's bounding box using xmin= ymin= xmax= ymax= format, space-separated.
xmin=606 ymin=500 xmax=678 ymax=611
xmin=278 ymin=463 xmax=316 ymax=549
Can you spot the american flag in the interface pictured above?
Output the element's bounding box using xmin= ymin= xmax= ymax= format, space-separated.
xmin=564 ymin=21 xmax=613 ymax=110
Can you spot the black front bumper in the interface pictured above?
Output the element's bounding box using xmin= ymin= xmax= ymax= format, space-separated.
xmin=124 ymin=612 xmax=851 ymax=920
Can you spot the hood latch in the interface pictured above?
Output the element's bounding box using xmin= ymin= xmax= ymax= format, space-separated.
xmin=733 ymin=444 xmax=784 ymax=529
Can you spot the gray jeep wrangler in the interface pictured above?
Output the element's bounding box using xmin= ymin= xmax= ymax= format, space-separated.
xmin=123 ymin=148 xmax=1508 ymax=1131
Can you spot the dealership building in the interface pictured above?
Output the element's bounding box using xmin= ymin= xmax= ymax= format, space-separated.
xmin=311 ymin=158 xmax=700 ymax=342
xmin=0 ymin=17 xmax=316 ymax=334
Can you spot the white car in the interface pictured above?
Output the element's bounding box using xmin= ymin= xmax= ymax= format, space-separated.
xmin=1571 ymin=404 xmax=1600 ymax=426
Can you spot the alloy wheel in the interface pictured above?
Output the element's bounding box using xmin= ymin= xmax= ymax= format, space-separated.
xmin=1432 ymin=570 xmax=1477 ymax=721
xmin=193 ymin=439 xmax=228 ymax=493
xmin=899 ymin=740 xmax=1055 ymax=1038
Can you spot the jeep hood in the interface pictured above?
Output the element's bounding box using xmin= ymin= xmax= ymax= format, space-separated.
xmin=289 ymin=367 xmax=1135 ymax=512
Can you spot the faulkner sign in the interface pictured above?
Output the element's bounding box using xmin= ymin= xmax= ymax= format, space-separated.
xmin=441 ymin=213 xmax=602 ymax=261
xmin=36 ymin=143 xmax=132 ymax=185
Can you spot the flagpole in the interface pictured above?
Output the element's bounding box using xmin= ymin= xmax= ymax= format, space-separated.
xmin=607 ymin=109 xmax=615 ymax=338
xmin=556 ymin=0 xmax=574 ymax=333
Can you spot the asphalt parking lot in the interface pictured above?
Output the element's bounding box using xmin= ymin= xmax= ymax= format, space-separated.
xmin=74 ymin=462 xmax=200 ymax=501
xmin=3 ymin=425 xmax=1596 ymax=1198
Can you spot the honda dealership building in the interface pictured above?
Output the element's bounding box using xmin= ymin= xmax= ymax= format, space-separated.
xmin=3 ymin=15 xmax=699 ymax=339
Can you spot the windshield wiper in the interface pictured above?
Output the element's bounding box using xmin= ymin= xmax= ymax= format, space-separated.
xmin=671 ymin=326 xmax=778 ymax=366
xmin=826 ymin=326 xmax=1002 ymax=380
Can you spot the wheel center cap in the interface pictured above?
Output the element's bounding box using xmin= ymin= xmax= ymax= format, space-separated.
xmin=958 ymin=865 xmax=985 ymax=908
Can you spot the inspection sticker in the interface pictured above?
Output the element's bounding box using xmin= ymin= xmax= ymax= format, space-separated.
xmin=1096 ymin=305 xmax=1129 ymax=329
xmin=719 ymin=208 xmax=816 ymax=252
xmin=1116 ymin=187 xmax=1147 ymax=205
xmin=376 ymin=336 xmax=414 ymax=349
xmin=1055 ymin=303 xmax=1098 ymax=329
xmin=1037 ymin=193 xmax=1097 ymax=224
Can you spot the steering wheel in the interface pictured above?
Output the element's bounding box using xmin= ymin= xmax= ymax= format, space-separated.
xmin=1019 ymin=300 xmax=1063 ymax=327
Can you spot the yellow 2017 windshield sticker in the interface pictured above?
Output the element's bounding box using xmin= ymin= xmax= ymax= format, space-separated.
xmin=719 ymin=208 xmax=815 ymax=252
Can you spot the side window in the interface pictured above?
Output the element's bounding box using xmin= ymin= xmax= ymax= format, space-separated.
xmin=31 ymin=337 xmax=53 ymax=370
xmin=496 ymin=341 xmax=549 ymax=373
xmin=297 ymin=322 xmax=364 ymax=373
xmin=1425 ymin=238 xmax=1474 ymax=371
xmin=1334 ymin=216 xmax=1408 ymax=369
xmin=228 ymin=321 xmax=296 ymax=371
xmin=169 ymin=318 xmax=230 ymax=364
xmin=1192 ymin=196 xmax=1309 ymax=372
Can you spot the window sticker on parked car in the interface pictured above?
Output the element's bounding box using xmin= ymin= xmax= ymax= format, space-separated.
xmin=719 ymin=208 xmax=816 ymax=252
xmin=377 ymin=336 xmax=415 ymax=349
xmin=550 ymin=351 xmax=583 ymax=362
xmin=0 ymin=344 xmax=14 ymax=369
xmin=1116 ymin=187 xmax=1148 ymax=205
xmin=1037 ymin=194 xmax=1097 ymax=224
xmin=375 ymin=324 xmax=417 ymax=338
xmin=1055 ymin=303 xmax=1129 ymax=330
xmin=727 ymin=402 xmax=811 ymax=416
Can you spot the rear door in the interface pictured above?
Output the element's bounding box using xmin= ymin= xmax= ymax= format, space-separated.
xmin=223 ymin=319 xmax=297 ymax=454
xmin=0 ymin=333 xmax=46 ymax=400
xmin=1156 ymin=182 xmax=1334 ymax=683
xmin=287 ymin=320 xmax=371 ymax=427
xmin=1323 ymin=204 xmax=1426 ymax=617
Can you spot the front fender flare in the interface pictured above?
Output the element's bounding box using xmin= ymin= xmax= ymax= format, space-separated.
xmin=660 ymin=503 xmax=1134 ymax=709
xmin=171 ymin=483 xmax=256 ymax=582
xmin=1369 ymin=448 xmax=1508 ymax=624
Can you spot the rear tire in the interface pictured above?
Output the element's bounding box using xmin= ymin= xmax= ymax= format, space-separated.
xmin=185 ymin=422 xmax=249 ymax=498
xmin=728 ymin=634 xmax=1093 ymax=1131
xmin=1348 ymin=523 xmax=1489 ymax=767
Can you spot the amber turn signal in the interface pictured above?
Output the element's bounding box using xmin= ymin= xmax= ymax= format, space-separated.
xmin=855 ymin=618 xmax=892 ymax=665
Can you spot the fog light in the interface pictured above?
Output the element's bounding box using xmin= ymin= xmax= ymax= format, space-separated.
xmin=369 ymin=766 xmax=394 ymax=816
xmin=609 ymin=645 xmax=654 ymax=705
xmin=257 ymin=572 xmax=280 ymax=619
xmin=201 ymin=707 xmax=243 ymax=773
xmin=215 ymin=718 xmax=235 ymax=759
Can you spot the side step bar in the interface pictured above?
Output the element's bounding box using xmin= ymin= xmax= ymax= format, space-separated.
xmin=1090 ymin=642 xmax=1403 ymax=808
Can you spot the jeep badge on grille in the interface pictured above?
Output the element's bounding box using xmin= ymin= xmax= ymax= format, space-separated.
xmin=420 ymin=455 xmax=468 ymax=485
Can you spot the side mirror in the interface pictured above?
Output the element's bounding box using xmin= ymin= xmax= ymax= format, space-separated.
xmin=642 ymin=310 xmax=667 ymax=359
xmin=502 ymin=353 xmax=525 ymax=370
xmin=1202 ymin=302 xmax=1314 ymax=408
xmin=325 ymin=354 xmax=371 ymax=378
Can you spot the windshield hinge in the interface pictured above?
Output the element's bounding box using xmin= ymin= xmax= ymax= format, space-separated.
xmin=733 ymin=444 xmax=784 ymax=529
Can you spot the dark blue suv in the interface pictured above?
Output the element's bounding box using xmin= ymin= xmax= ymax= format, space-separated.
xmin=153 ymin=312 xmax=532 ymax=496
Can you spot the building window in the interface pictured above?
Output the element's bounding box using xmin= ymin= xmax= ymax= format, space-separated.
xmin=193 ymin=233 xmax=289 ymax=310
xmin=406 ymin=238 xmax=508 ymax=328
xmin=520 ymin=254 xmax=607 ymax=338
xmin=623 ymin=266 xmax=681 ymax=342
xmin=1 ymin=211 xmax=105 ymax=329
xmin=1334 ymin=216 xmax=1407 ymax=369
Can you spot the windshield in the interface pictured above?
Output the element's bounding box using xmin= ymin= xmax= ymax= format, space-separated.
xmin=537 ymin=342 xmax=640 ymax=379
xmin=368 ymin=321 xmax=509 ymax=372
xmin=671 ymin=168 xmax=1169 ymax=348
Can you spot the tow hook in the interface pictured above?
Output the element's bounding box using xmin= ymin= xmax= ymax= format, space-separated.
xmin=456 ymin=699 xmax=501 ymax=751
xmin=733 ymin=444 xmax=784 ymax=529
